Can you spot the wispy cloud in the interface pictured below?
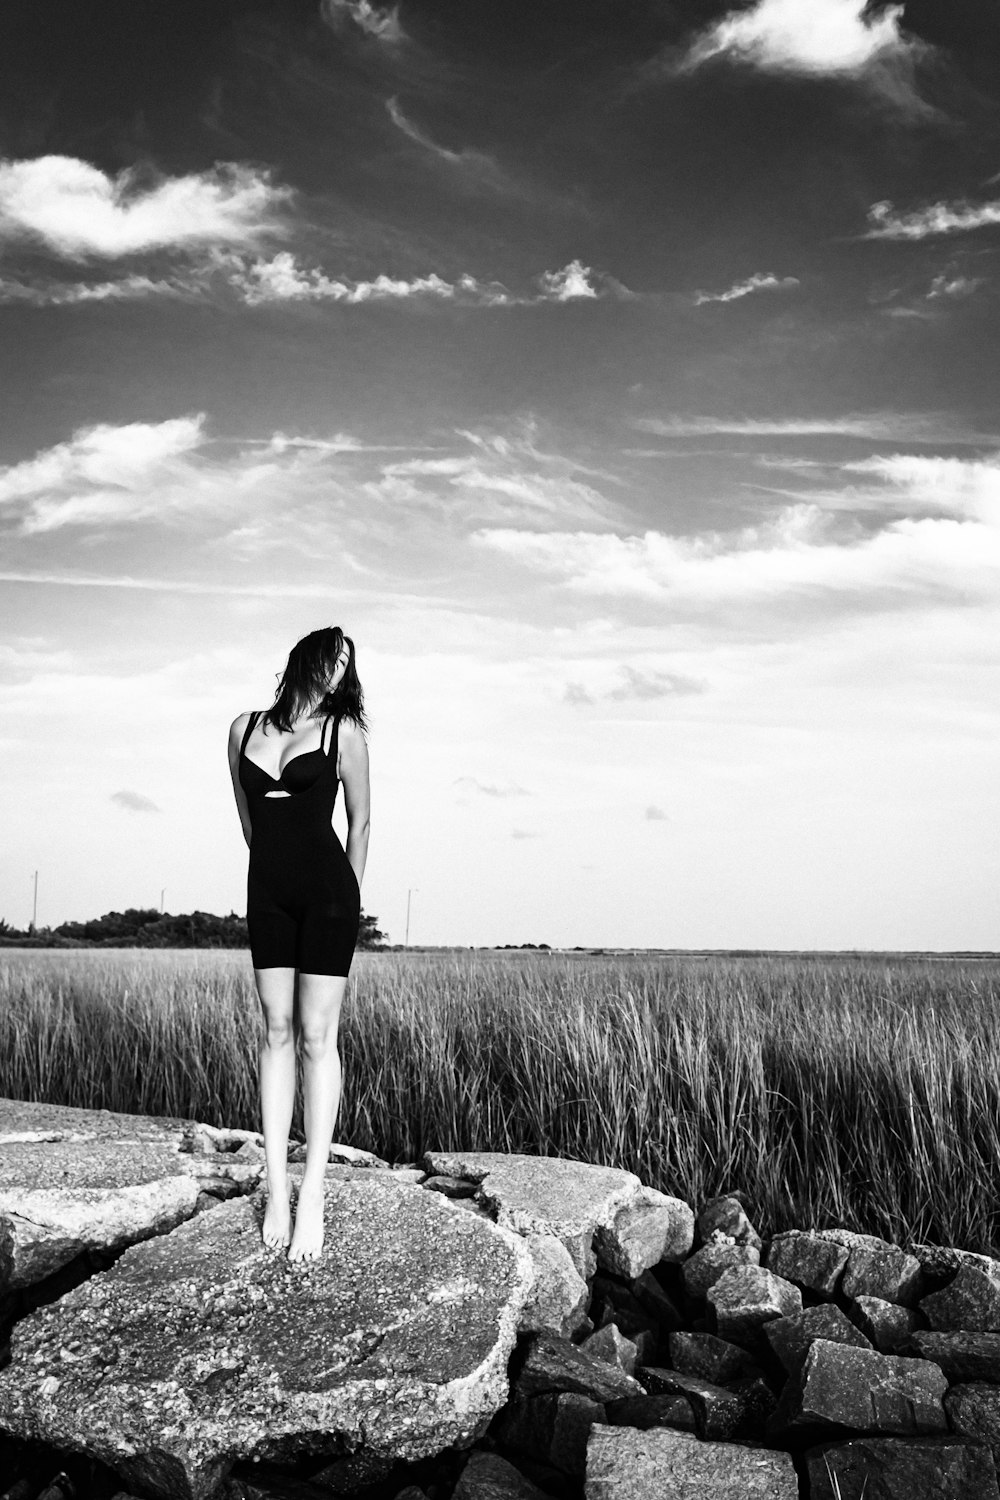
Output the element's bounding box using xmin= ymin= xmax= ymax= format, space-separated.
xmin=645 ymin=805 xmax=668 ymax=821
xmin=471 ymin=453 xmax=1000 ymax=620
xmin=693 ymin=272 xmax=799 ymax=305
xmin=630 ymin=415 xmax=938 ymax=440
xmin=0 ymin=273 xmax=187 ymax=306
xmin=111 ymin=790 xmax=161 ymax=813
xmin=607 ymin=665 xmax=706 ymax=699
xmin=927 ymin=271 xmax=985 ymax=299
xmin=865 ymin=196 xmax=1000 ymax=241
xmin=321 ymin=0 xmax=403 ymax=44
xmin=454 ymin=776 xmax=531 ymax=798
xmin=386 ymin=98 xmax=517 ymax=195
xmin=0 ymin=157 xmax=289 ymax=260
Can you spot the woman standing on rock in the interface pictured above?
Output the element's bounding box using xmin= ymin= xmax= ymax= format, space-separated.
xmin=228 ymin=626 xmax=370 ymax=1263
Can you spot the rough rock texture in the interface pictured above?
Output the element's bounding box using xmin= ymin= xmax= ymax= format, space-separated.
xmin=765 ymin=1230 xmax=850 ymax=1297
xmin=635 ymin=1366 xmax=745 ymax=1439
xmin=943 ymin=1382 xmax=1000 ymax=1466
xmin=907 ymin=1243 xmax=1000 ymax=1279
xmin=0 ymin=1137 xmax=260 ymax=1295
xmin=919 ymin=1261 xmax=1000 ymax=1332
xmin=516 ymin=1233 xmax=589 ymax=1338
xmin=452 ymin=1448 xmax=554 ymax=1500
xmin=667 ymin=1330 xmax=757 ymax=1384
xmin=420 ymin=1150 xmax=693 ymax=1279
xmin=512 ymin=1332 xmax=643 ymax=1403
xmin=0 ymin=1176 xmax=536 ymax=1500
xmin=848 ymin=1295 xmax=920 ymax=1354
xmin=583 ymin=1425 xmax=798 ymax=1498
xmin=705 ymin=1264 xmax=802 ymax=1345
xmin=492 ymin=1391 xmax=604 ymax=1476
xmin=695 ymin=1195 xmax=763 ymax=1251
xmin=764 ymin=1302 xmax=873 ymax=1376
xmin=603 ymin=1392 xmax=697 ymax=1433
xmin=815 ymin=1231 xmax=923 ymax=1307
xmin=681 ymin=1242 xmax=759 ymax=1298
xmin=806 ymin=1434 xmax=1000 ymax=1500
xmin=578 ymin=1324 xmax=638 ymax=1375
xmin=770 ymin=1339 xmax=948 ymax=1437
xmin=901 ymin=1330 xmax=1000 ymax=1381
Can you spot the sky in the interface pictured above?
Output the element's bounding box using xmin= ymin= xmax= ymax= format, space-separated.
xmin=1 ymin=0 xmax=999 ymax=950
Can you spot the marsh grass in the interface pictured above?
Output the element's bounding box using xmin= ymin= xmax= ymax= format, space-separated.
xmin=2 ymin=947 xmax=999 ymax=1250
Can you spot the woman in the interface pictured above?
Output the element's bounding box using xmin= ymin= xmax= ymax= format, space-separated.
xmin=228 ymin=626 xmax=370 ymax=1263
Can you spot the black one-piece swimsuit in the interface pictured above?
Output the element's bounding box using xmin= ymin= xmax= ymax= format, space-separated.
xmin=239 ymin=710 xmax=361 ymax=976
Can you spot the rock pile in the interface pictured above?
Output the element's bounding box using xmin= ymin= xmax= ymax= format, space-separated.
xmin=2 ymin=1098 xmax=1000 ymax=1499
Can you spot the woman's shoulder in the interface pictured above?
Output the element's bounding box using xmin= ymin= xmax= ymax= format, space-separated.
xmin=336 ymin=713 xmax=367 ymax=743
xmin=229 ymin=709 xmax=257 ymax=740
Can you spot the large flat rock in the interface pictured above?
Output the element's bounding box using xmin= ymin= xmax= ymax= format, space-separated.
xmin=0 ymin=1174 xmax=535 ymax=1500
xmin=420 ymin=1150 xmax=692 ymax=1278
xmin=0 ymin=1122 xmax=263 ymax=1293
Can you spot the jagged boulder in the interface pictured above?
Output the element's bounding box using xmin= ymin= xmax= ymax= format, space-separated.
xmin=421 ymin=1150 xmax=693 ymax=1280
xmin=583 ymin=1425 xmax=798 ymax=1498
xmin=770 ymin=1339 xmax=949 ymax=1438
xmin=807 ymin=1433 xmax=1000 ymax=1499
xmin=0 ymin=1175 xmax=536 ymax=1500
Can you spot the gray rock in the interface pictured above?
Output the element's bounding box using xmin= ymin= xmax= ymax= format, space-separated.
xmin=493 ymin=1391 xmax=604 ymax=1477
xmin=635 ymin=1365 xmax=745 ymax=1439
xmin=452 ymin=1449 xmax=554 ymax=1500
xmin=705 ymin=1264 xmax=802 ymax=1345
xmin=578 ymin=1323 xmax=638 ymax=1375
xmin=907 ymin=1243 xmax=1000 ymax=1279
xmin=695 ymin=1196 xmax=762 ymax=1251
xmin=920 ymin=1261 xmax=1000 ymax=1332
xmin=901 ymin=1330 xmax=1000 ymax=1381
xmin=681 ymin=1242 xmax=760 ymax=1298
xmin=512 ymin=1331 xmax=644 ymax=1403
xmin=517 ymin=1233 xmax=589 ymax=1338
xmin=806 ymin=1433 xmax=1000 ymax=1499
xmin=591 ymin=1301 xmax=659 ymax=1366
xmin=630 ymin=1268 xmax=684 ymax=1331
xmin=849 ymin=1295 xmax=921 ymax=1353
xmin=420 ymin=1150 xmax=692 ymax=1279
xmin=0 ymin=1177 xmax=535 ymax=1500
xmin=814 ymin=1231 xmax=923 ymax=1307
xmin=584 ymin=1425 xmax=797 ymax=1498
xmin=764 ymin=1303 xmax=873 ymax=1376
xmin=603 ymin=1392 xmax=696 ymax=1432
xmin=765 ymin=1230 xmax=850 ymax=1296
xmin=0 ymin=1136 xmax=261 ymax=1293
xmin=667 ymin=1330 xmax=757 ymax=1384
xmin=770 ymin=1338 xmax=948 ymax=1438
xmin=944 ymin=1382 xmax=1000 ymax=1468
xmin=729 ymin=1375 xmax=778 ymax=1441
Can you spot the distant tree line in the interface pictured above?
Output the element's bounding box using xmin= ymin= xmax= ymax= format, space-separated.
xmin=0 ymin=908 xmax=388 ymax=950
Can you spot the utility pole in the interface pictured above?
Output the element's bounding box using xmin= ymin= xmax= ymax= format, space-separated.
xmin=30 ymin=869 xmax=38 ymax=931
xmin=405 ymin=888 xmax=418 ymax=948
xmin=160 ymin=888 xmax=165 ymax=914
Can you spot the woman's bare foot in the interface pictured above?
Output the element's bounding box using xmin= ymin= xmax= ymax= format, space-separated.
xmin=262 ymin=1180 xmax=291 ymax=1249
xmin=288 ymin=1181 xmax=325 ymax=1262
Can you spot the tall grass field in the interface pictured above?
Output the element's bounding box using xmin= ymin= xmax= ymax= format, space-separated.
xmin=2 ymin=948 xmax=999 ymax=1253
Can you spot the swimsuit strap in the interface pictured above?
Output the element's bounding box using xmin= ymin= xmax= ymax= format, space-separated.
xmin=321 ymin=712 xmax=338 ymax=757
xmin=239 ymin=709 xmax=259 ymax=758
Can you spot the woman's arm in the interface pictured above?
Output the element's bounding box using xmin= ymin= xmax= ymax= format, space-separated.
xmin=338 ymin=718 xmax=370 ymax=891
xmin=228 ymin=714 xmax=253 ymax=849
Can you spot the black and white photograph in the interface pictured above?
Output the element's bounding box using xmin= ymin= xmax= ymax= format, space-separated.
xmin=1 ymin=0 xmax=1000 ymax=1495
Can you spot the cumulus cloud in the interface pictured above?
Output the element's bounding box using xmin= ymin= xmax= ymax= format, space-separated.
xmin=321 ymin=0 xmax=403 ymax=43
xmin=865 ymin=197 xmax=1000 ymax=241
xmin=0 ymin=157 xmax=289 ymax=260
xmin=111 ymin=789 xmax=161 ymax=813
xmin=537 ymin=259 xmax=634 ymax=302
xmin=645 ymin=805 xmax=669 ymax=821
xmin=693 ymin=272 xmax=799 ymax=305
xmin=927 ymin=272 xmax=984 ymax=299
xmin=229 ymin=252 xmax=513 ymax=306
xmin=0 ymin=273 xmax=188 ymax=306
xmin=680 ymin=0 xmax=907 ymax=75
xmin=564 ymin=681 xmax=594 ymax=705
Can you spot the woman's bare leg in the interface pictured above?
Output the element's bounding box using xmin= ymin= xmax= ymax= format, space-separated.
xmin=288 ymin=972 xmax=348 ymax=1263
xmin=254 ymin=966 xmax=297 ymax=1248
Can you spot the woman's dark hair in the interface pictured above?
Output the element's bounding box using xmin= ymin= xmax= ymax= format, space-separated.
xmin=264 ymin=626 xmax=368 ymax=734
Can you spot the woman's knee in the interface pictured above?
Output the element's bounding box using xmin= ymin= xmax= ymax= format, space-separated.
xmin=262 ymin=1011 xmax=295 ymax=1049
